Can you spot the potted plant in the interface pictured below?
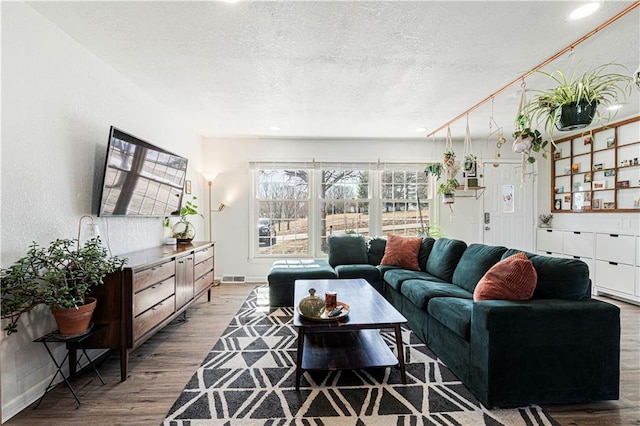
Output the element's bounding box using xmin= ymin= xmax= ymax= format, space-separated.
xmin=1 ymin=237 xmax=127 ymax=336
xmin=526 ymin=63 xmax=634 ymax=139
xmin=512 ymin=114 xmax=551 ymax=164
xmin=443 ymin=150 xmax=456 ymax=168
xmin=172 ymin=196 xmax=203 ymax=244
xmin=424 ymin=162 xmax=442 ymax=181
xmin=438 ymin=178 xmax=459 ymax=204
xmin=463 ymin=153 xmax=477 ymax=172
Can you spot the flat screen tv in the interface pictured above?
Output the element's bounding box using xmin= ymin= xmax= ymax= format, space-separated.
xmin=98 ymin=126 xmax=188 ymax=217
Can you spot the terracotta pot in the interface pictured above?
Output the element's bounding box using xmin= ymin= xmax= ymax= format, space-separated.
xmin=52 ymin=297 xmax=97 ymax=336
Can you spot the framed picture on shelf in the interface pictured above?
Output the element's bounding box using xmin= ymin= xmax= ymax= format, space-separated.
xmin=604 ymin=169 xmax=615 ymax=177
xmin=571 ymin=163 xmax=580 ymax=174
xmin=606 ymin=136 xmax=616 ymax=148
xmin=592 ymin=198 xmax=601 ymax=209
xmin=554 ymin=150 xmax=562 ymax=160
xmin=593 ymin=163 xmax=603 ymax=171
xmin=592 ymin=180 xmax=606 ymax=190
xmin=617 ymin=180 xmax=630 ymax=188
xmin=603 ymin=202 xmax=616 ymax=209
xmin=572 ymin=182 xmax=583 ymax=192
xmin=554 ymin=199 xmax=562 ymax=210
xmin=563 ymin=166 xmax=571 ymax=175
xmin=584 ymin=135 xmax=592 ymax=145
xmin=584 ymin=172 xmax=592 ymax=183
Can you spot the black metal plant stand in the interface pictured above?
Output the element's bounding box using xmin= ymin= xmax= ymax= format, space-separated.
xmin=32 ymin=324 xmax=106 ymax=409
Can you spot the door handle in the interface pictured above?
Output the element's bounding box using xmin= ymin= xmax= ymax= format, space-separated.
xmin=484 ymin=226 xmax=491 ymax=231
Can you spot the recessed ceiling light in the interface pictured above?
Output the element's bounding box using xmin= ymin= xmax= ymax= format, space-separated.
xmin=569 ymin=3 xmax=600 ymax=20
xmin=269 ymin=126 xmax=281 ymax=131
xmin=415 ymin=127 xmax=428 ymax=132
xmin=607 ymin=104 xmax=623 ymax=111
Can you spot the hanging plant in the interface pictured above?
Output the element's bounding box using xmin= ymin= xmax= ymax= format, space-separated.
xmin=424 ymin=163 xmax=442 ymax=181
xmin=525 ymin=62 xmax=634 ymax=140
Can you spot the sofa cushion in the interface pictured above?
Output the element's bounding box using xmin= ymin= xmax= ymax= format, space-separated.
xmin=367 ymin=237 xmax=387 ymax=265
xmin=384 ymin=269 xmax=445 ymax=292
xmin=327 ymin=235 xmax=368 ymax=267
xmin=418 ymin=237 xmax=436 ymax=271
xmin=401 ymin=279 xmax=473 ymax=310
xmin=428 ymin=297 xmax=473 ymax=342
xmin=425 ymin=238 xmax=468 ymax=282
xmin=502 ymin=249 xmax=590 ymax=300
xmin=380 ymin=234 xmax=423 ymax=271
xmin=452 ymin=244 xmax=507 ymax=293
xmin=473 ymin=252 xmax=537 ymax=301
xmin=334 ymin=264 xmax=381 ymax=283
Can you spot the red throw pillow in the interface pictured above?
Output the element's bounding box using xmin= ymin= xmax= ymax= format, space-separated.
xmin=380 ymin=234 xmax=422 ymax=271
xmin=473 ymin=252 xmax=537 ymax=301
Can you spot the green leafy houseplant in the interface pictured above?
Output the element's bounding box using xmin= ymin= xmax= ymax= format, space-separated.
xmin=1 ymin=237 xmax=127 ymax=335
xmin=512 ymin=114 xmax=551 ymax=164
xmin=424 ymin=163 xmax=442 ymax=181
xmin=172 ymin=196 xmax=204 ymax=243
xmin=525 ymin=63 xmax=634 ymax=140
xmin=437 ymin=178 xmax=459 ymax=195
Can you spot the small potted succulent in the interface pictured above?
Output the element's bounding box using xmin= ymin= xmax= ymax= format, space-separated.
xmin=1 ymin=237 xmax=127 ymax=336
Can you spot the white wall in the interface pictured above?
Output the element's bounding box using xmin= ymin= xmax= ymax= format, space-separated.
xmin=203 ymin=135 xmax=518 ymax=281
xmin=1 ymin=3 xmax=205 ymax=421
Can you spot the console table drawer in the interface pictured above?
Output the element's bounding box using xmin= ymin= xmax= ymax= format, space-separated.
xmin=133 ymin=261 xmax=175 ymax=293
xmin=194 ymin=246 xmax=214 ymax=264
xmin=194 ymin=271 xmax=214 ymax=295
xmin=134 ymin=295 xmax=175 ymax=341
xmin=194 ymin=256 xmax=214 ymax=280
xmin=134 ymin=276 xmax=175 ymax=317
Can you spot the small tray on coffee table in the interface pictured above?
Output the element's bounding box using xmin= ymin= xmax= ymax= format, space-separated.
xmin=297 ymin=301 xmax=350 ymax=321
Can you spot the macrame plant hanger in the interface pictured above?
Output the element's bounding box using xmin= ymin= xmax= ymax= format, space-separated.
xmin=462 ymin=115 xmax=472 ymax=190
xmin=442 ymin=126 xmax=457 ymax=218
xmin=513 ymin=80 xmax=530 ymax=183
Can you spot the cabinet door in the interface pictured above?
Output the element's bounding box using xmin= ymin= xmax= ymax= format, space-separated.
xmin=175 ymin=254 xmax=194 ymax=309
xmin=537 ymin=229 xmax=562 ymax=254
xmin=562 ymin=231 xmax=594 ymax=258
xmin=595 ymin=233 xmax=635 ymax=264
xmin=595 ymin=260 xmax=635 ymax=295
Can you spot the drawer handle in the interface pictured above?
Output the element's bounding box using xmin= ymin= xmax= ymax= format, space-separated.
xmin=546 ymin=230 xmax=552 ymax=233
xmin=178 ymin=261 xmax=184 ymax=264
xmin=546 ymin=251 xmax=552 ymax=255
xmin=152 ymin=303 xmax=163 ymax=311
xmin=573 ymin=256 xmax=580 ymax=259
xmin=609 ymin=261 xmax=618 ymax=266
xmin=610 ymin=234 xmax=619 ymax=237
xmin=573 ymin=231 xmax=580 ymax=234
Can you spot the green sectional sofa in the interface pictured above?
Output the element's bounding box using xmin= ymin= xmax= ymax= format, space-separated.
xmin=267 ymin=234 xmax=620 ymax=408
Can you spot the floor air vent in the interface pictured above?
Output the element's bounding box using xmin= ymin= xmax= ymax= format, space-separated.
xmin=221 ymin=275 xmax=246 ymax=283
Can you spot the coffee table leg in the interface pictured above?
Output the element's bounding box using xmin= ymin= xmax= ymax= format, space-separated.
xmin=295 ymin=327 xmax=305 ymax=390
xmin=394 ymin=325 xmax=407 ymax=384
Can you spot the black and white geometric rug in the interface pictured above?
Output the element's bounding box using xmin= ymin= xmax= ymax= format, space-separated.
xmin=163 ymin=286 xmax=558 ymax=425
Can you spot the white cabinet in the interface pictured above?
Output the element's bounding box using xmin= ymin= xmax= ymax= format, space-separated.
xmin=593 ymin=232 xmax=639 ymax=304
xmin=535 ymin=228 xmax=640 ymax=304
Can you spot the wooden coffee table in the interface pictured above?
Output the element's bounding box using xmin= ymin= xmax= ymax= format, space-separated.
xmin=293 ymin=278 xmax=407 ymax=390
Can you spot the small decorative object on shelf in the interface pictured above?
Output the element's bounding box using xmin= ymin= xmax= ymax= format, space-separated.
xmin=539 ymin=214 xmax=553 ymax=228
xmin=298 ymin=288 xmax=325 ymax=318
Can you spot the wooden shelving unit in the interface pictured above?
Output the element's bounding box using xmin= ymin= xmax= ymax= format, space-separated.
xmin=551 ymin=116 xmax=640 ymax=213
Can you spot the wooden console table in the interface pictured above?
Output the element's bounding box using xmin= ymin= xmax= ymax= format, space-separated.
xmin=86 ymin=241 xmax=215 ymax=381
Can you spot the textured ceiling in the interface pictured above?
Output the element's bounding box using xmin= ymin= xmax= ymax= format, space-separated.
xmin=27 ymin=1 xmax=640 ymax=140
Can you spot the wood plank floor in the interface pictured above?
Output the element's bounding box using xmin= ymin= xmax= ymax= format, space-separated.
xmin=4 ymin=285 xmax=639 ymax=425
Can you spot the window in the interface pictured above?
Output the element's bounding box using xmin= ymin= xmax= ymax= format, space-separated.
xmin=251 ymin=162 xmax=430 ymax=258
xmin=381 ymin=169 xmax=430 ymax=236
xmin=256 ymin=168 xmax=309 ymax=256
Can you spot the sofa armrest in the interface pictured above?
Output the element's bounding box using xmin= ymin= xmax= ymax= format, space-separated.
xmin=469 ymin=299 xmax=620 ymax=407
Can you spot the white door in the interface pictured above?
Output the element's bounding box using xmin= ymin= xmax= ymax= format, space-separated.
xmin=481 ymin=162 xmax=536 ymax=251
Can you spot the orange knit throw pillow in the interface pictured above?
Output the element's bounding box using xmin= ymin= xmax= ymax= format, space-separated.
xmin=380 ymin=234 xmax=422 ymax=271
xmin=473 ymin=252 xmax=537 ymax=301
